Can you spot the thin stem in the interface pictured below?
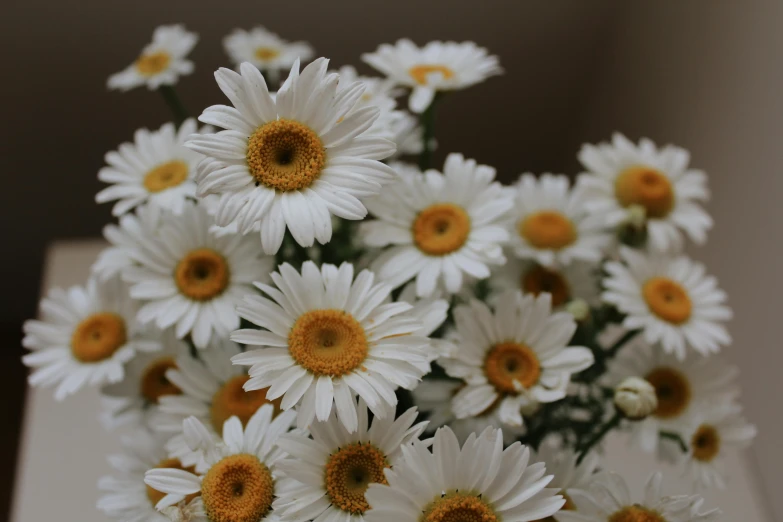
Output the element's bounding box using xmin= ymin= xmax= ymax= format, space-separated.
xmin=158 ymin=85 xmax=189 ymax=126
xmin=660 ymin=431 xmax=689 ymax=453
xmin=418 ymin=97 xmax=437 ymax=170
xmin=606 ymin=328 xmax=641 ymax=358
xmin=577 ymin=412 xmax=622 ymax=463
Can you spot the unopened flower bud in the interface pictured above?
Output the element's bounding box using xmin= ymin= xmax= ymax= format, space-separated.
xmin=614 ymin=376 xmax=657 ymax=420
xmin=625 ymin=204 xmax=647 ymax=228
xmin=566 ymin=298 xmax=590 ymax=321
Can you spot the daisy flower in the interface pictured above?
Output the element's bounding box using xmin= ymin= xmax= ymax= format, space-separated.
xmin=577 ymin=133 xmax=712 ymax=252
xmin=386 ymin=111 xmax=426 ymax=158
xmin=336 ymin=65 xmax=399 ymax=114
xmin=22 ymin=276 xmax=160 ymax=400
xmin=362 ymin=39 xmax=502 ymax=113
xmin=682 ymin=402 xmax=757 ymax=490
xmin=557 ymin=471 xmax=720 ymax=522
xmin=509 ymin=173 xmax=611 ymax=267
xmin=92 ymin=204 xmax=161 ymax=281
xmin=602 ymin=247 xmax=732 ymax=359
xmin=231 ymin=261 xmax=432 ymax=432
xmin=361 ymin=154 xmax=513 ymax=298
xmin=123 ymin=200 xmax=273 ymax=349
xmin=364 ymin=426 xmax=565 ymax=522
xmin=440 ymin=291 xmax=594 ymax=427
xmin=108 ymin=24 xmax=198 ymax=92
xmin=187 ymin=58 xmax=397 ymax=255
xmin=144 ymin=404 xmax=297 ymax=520
xmin=96 ymin=119 xmax=207 ymax=216
xmin=273 ymin=398 xmax=428 ymax=521
xmin=223 ymin=26 xmax=313 ymax=74
xmin=532 ymin=445 xmax=600 ymax=519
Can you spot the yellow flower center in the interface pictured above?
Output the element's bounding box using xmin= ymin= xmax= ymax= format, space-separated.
xmin=201 ymin=454 xmax=274 ymax=522
xmin=644 ymin=367 xmax=691 ymax=419
xmin=70 ymin=313 xmax=127 ymax=363
xmin=288 ymin=309 xmax=369 ymax=377
xmin=519 ymin=211 xmax=577 ymax=250
xmin=409 ymin=65 xmax=455 ymax=85
xmin=422 ymin=492 xmax=498 ymax=522
xmin=324 ymin=443 xmax=389 ymax=514
xmin=246 ymin=119 xmax=326 ymax=192
xmin=210 ymin=375 xmax=281 ymax=432
xmin=642 ymin=277 xmax=692 ymax=324
xmin=254 ymin=47 xmax=280 ymax=61
xmin=691 ymin=424 xmax=721 ymax=462
xmin=140 ymin=356 xmax=181 ymax=404
xmin=143 ymin=160 xmax=190 ymax=193
xmin=135 ymin=51 xmax=171 ymax=77
xmin=175 ymin=248 xmax=231 ymax=301
xmin=484 ymin=342 xmax=541 ymax=394
xmin=608 ymin=505 xmax=666 ymax=522
xmin=146 ymin=458 xmax=199 ymax=507
xmin=521 ymin=265 xmax=571 ymax=307
xmin=615 ymin=166 xmax=675 ymax=219
xmin=413 ymin=203 xmax=471 ymax=256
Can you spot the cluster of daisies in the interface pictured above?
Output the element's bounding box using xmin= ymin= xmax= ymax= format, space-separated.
xmin=22 ymin=22 xmax=754 ymax=522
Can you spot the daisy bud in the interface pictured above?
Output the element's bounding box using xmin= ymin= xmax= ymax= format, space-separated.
xmin=614 ymin=377 xmax=658 ymax=420
xmin=625 ymin=204 xmax=647 ymax=228
xmin=566 ymin=298 xmax=590 ymax=321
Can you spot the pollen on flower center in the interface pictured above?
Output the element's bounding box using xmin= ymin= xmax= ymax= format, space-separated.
xmin=143 ymin=160 xmax=189 ymax=193
xmin=135 ymin=51 xmax=171 ymax=76
xmin=409 ymin=64 xmax=455 ymax=85
xmin=140 ymin=356 xmax=181 ymax=404
xmin=608 ymin=505 xmax=666 ymax=522
xmin=201 ymin=454 xmax=274 ymax=522
xmin=691 ymin=424 xmax=721 ymax=462
xmin=519 ymin=211 xmax=577 ymax=250
xmin=644 ymin=366 xmax=691 ymax=419
xmin=288 ymin=309 xmax=369 ymax=377
xmin=210 ymin=375 xmax=281 ymax=432
xmin=421 ymin=492 xmax=498 ymax=522
xmin=175 ymin=248 xmax=231 ymax=301
xmin=484 ymin=342 xmax=541 ymax=394
xmin=70 ymin=312 xmax=127 ymax=363
xmin=413 ymin=203 xmax=471 ymax=256
xmin=324 ymin=443 xmax=389 ymax=514
xmin=642 ymin=277 xmax=692 ymax=324
xmin=146 ymin=458 xmax=198 ymax=507
xmin=246 ymin=119 xmax=326 ymax=192
xmin=254 ymin=47 xmax=280 ymax=61
xmin=522 ymin=265 xmax=571 ymax=307
xmin=615 ymin=166 xmax=675 ymax=219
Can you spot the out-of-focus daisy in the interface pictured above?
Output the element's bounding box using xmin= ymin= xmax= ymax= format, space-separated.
xmin=362 ymin=154 xmax=513 ymax=297
xmin=231 ymin=261 xmax=432 ymax=432
xmin=123 ymin=200 xmax=273 ymax=349
xmin=386 ymin=111 xmax=426 ymax=158
xmin=22 ymin=277 xmax=160 ymax=400
xmin=274 ymin=398 xmax=427 ymax=521
xmin=223 ymin=26 xmax=313 ymax=75
xmin=97 ymin=429 xmax=196 ymax=522
xmin=362 ymin=39 xmax=502 ymax=113
xmin=336 ymin=65 xmax=399 ymax=114
xmin=108 ymin=25 xmax=198 ymax=92
xmin=365 ymin=426 xmax=565 ymax=522
xmin=533 ymin=445 xmax=600 ymax=520
xmin=96 ymin=119 xmax=207 ymax=216
xmin=578 ymin=133 xmax=712 ymax=252
xmin=509 ymin=174 xmax=611 ymax=267
xmin=92 ymin=204 xmax=161 ymax=281
xmin=603 ymin=247 xmax=732 ymax=359
xmin=187 ymin=59 xmax=397 ymax=254
xmin=440 ymin=291 xmax=594 ymax=428
xmin=145 ymin=404 xmax=297 ymax=520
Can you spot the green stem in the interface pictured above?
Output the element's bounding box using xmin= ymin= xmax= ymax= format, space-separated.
xmin=418 ymin=97 xmax=437 ymax=170
xmin=606 ymin=329 xmax=641 ymax=358
xmin=577 ymin=412 xmax=622 ymax=463
xmin=660 ymin=431 xmax=689 ymax=453
xmin=158 ymin=85 xmax=189 ymax=126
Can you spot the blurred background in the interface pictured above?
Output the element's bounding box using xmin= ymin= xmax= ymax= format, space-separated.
xmin=1 ymin=1 xmax=781 ymax=520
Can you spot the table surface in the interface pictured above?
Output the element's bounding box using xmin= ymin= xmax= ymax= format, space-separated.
xmin=11 ymin=239 xmax=772 ymax=521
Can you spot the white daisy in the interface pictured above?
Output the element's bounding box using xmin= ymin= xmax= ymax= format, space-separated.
xmin=123 ymin=200 xmax=273 ymax=349
xmin=223 ymin=26 xmax=313 ymax=74
xmin=509 ymin=173 xmax=611 ymax=267
xmin=362 ymin=39 xmax=502 ymax=113
xmin=336 ymin=65 xmax=399 ymax=114
xmin=577 ymin=133 xmax=712 ymax=252
xmin=364 ymin=426 xmax=565 ymax=522
xmin=557 ymin=471 xmax=720 ymax=522
xmin=361 ymin=154 xmax=513 ymax=298
xmin=682 ymin=402 xmax=757 ymax=490
xmin=385 ymin=111 xmax=426 ymax=158
xmin=22 ymin=276 xmax=160 ymax=400
xmin=440 ymin=291 xmax=594 ymax=428
xmin=604 ymin=342 xmax=740 ymax=455
xmin=96 ymin=119 xmax=207 ymax=216
xmin=187 ymin=58 xmax=397 ymax=255
xmin=97 ymin=429 xmax=195 ymax=522
xmin=144 ymin=404 xmax=297 ymax=520
xmin=108 ymin=25 xmax=198 ymax=92
xmin=602 ymin=247 xmax=732 ymax=359
xmin=532 ymin=445 xmax=600 ymax=520
xmin=93 ymin=204 xmax=162 ymax=281
xmin=273 ymin=398 xmax=428 ymax=521
xmin=230 ymin=261 xmax=432 ymax=433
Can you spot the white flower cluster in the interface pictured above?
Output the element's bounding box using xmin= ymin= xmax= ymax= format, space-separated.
xmin=21 ymin=23 xmax=754 ymax=522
